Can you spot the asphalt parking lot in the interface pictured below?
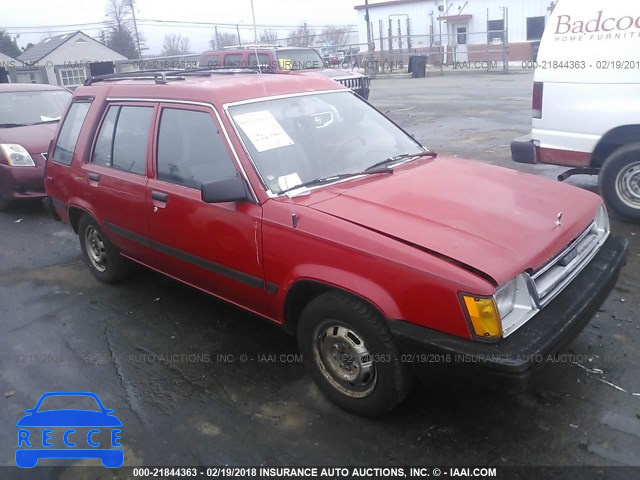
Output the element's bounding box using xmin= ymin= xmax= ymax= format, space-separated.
xmin=1 ymin=72 xmax=639 ymax=477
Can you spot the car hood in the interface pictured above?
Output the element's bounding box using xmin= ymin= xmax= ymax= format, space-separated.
xmin=309 ymin=157 xmax=601 ymax=285
xmin=0 ymin=123 xmax=58 ymax=167
xmin=16 ymin=410 xmax=123 ymax=427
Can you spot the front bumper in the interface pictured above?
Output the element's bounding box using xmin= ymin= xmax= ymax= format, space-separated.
xmin=389 ymin=234 xmax=628 ymax=390
xmin=0 ymin=164 xmax=46 ymax=200
xmin=510 ymin=134 xmax=537 ymax=164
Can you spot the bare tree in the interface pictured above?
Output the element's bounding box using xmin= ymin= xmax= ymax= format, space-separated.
xmin=286 ymin=24 xmax=314 ymax=47
xmin=161 ymin=34 xmax=190 ymax=56
xmin=104 ymin=0 xmax=142 ymax=59
xmin=210 ymin=32 xmax=240 ymax=49
xmin=320 ymin=26 xmax=350 ymax=47
xmin=258 ymin=30 xmax=278 ymax=44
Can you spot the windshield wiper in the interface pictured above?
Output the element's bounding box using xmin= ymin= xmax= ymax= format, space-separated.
xmin=279 ymin=166 xmax=393 ymax=195
xmin=0 ymin=123 xmax=28 ymax=128
xmin=365 ymin=150 xmax=437 ymax=172
xmin=31 ymin=119 xmax=60 ymax=125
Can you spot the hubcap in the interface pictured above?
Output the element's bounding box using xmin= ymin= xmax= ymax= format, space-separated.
xmin=312 ymin=322 xmax=377 ymax=398
xmin=85 ymin=226 xmax=107 ymax=272
xmin=615 ymin=161 xmax=640 ymax=209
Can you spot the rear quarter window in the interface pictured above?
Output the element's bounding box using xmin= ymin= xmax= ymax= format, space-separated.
xmin=52 ymin=100 xmax=92 ymax=166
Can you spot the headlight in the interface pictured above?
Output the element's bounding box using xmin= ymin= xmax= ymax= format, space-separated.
xmin=461 ymin=274 xmax=539 ymax=341
xmin=495 ymin=278 xmax=517 ymax=318
xmin=0 ymin=144 xmax=36 ymax=167
xmin=594 ymin=204 xmax=610 ymax=235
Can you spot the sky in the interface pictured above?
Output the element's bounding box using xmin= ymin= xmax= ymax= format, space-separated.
xmin=2 ymin=0 xmax=371 ymax=55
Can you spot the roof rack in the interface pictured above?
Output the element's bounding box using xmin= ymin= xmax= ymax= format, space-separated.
xmin=221 ymin=44 xmax=282 ymax=50
xmin=83 ymin=67 xmax=261 ymax=86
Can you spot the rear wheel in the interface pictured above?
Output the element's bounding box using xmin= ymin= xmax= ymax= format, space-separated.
xmin=599 ymin=143 xmax=640 ymax=221
xmin=78 ymin=215 xmax=130 ymax=283
xmin=297 ymin=291 xmax=412 ymax=417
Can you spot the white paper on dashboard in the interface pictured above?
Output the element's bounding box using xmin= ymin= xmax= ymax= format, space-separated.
xmin=277 ymin=172 xmax=303 ymax=192
xmin=234 ymin=110 xmax=294 ymax=152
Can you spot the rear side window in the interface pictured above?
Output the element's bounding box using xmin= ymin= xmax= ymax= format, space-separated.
xmin=201 ymin=54 xmax=221 ymax=67
xmin=92 ymin=107 xmax=119 ymax=167
xmin=248 ymin=53 xmax=270 ymax=68
xmin=224 ymin=54 xmax=243 ymax=67
xmin=156 ymin=108 xmax=237 ymax=189
xmin=91 ymin=105 xmax=153 ymax=175
xmin=52 ymin=100 xmax=92 ymax=166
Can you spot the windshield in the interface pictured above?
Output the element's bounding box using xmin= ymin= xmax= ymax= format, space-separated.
xmin=0 ymin=90 xmax=71 ymax=127
xmin=275 ymin=49 xmax=324 ymax=70
xmin=228 ymin=92 xmax=422 ymax=194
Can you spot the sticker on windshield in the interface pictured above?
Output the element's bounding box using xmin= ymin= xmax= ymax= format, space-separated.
xmin=277 ymin=172 xmax=302 ymax=192
xmin=234 ymin=110 xmax=294 ymax=153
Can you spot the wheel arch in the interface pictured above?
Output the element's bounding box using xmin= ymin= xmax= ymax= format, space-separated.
xmin=591 ymin=125 xmax=640 ymax=168
xmin=67 ymin=205 xmax=93 ymax=234
xmin=281 ymin=275 xmax=400 ymax=335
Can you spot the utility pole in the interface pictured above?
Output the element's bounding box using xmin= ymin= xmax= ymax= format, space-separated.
xmin=364 ymin=0 xmax=375 ymax=77
xmin=250 ymin=0 xmax=258 ymax=44
xmin=236 ymin=25 xmax=242 ymax=45
xmin=129 ymin=0 xmax=142 ymax=59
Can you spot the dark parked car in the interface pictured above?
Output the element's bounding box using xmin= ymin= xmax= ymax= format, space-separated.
xmin=45 ymin=69 xmax=626 ymax=416
xmin=0 ymin=83 xmax=71 ymax=210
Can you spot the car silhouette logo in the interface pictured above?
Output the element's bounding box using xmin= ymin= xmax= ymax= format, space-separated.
xmin=15 ymin=391 xmax=123 ymax=468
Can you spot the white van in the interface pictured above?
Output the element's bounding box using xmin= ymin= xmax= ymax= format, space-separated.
xmin=511 ymin=0 xmax=640 ymax=221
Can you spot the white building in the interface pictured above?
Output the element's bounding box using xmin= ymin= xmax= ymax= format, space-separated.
xmin=16 ymin=31 xmax=127 ymax=87
xmin=354 ymin=0 xmax=556 ymax=63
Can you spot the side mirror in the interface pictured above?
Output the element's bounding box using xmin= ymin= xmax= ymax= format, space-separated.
xmin=201 ymin=176 xmax=250 ymax=204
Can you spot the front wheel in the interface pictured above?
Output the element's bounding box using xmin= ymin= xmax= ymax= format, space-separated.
xmin=78 ymin=215 xmax=130 ymax=283
xmin=297 ymin=291 xmax=412 ymax=416
xmin=599 ymin=143 xmax=640 ymax=221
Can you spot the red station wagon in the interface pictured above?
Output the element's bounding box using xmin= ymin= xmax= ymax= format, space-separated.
xmin=45 ymin=69 xmax=628 ymax=416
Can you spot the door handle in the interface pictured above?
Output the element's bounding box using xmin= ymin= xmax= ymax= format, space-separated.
xmin=88 ymin=172 xmax=100 ymax=182
xmin=151 ymin=191 xmax=168 ymax=202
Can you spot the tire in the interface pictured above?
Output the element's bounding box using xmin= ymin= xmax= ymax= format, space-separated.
xmin=599 ymin=142 xmax=640 ymax=221
xmin=78 ymin=215 xmax=130 ymax=283
xmin=297 ymin=290 xmax=413 ymax=417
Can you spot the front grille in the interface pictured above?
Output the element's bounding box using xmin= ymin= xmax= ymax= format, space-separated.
xmin=531 ymin=222 xmax=608 ymax=307
xmin=336 ymin=76 xmax=370 ymax=92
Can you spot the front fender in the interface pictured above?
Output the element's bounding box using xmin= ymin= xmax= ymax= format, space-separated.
xmin=272 ymin=264 xmax=403 ymax=322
